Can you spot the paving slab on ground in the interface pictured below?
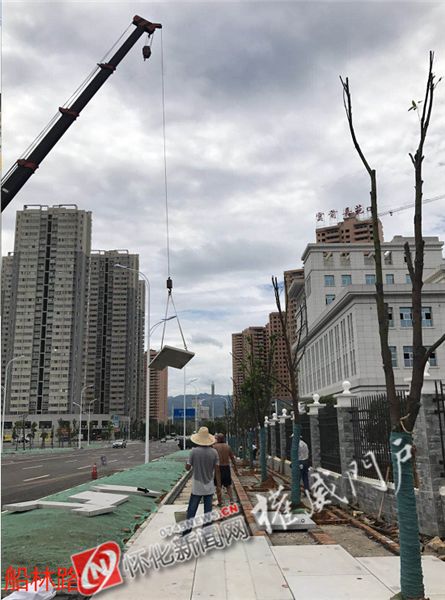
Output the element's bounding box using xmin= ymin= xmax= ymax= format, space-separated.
xmin=357 ymin=555 xmax=445 ymax=599
xmin=271 ymin=545 xmax=393 ymax=599
xmin=1 ymin=453 xmax=186 ymax=585
xmin=102 ymin=505 xmax=293 ymax=600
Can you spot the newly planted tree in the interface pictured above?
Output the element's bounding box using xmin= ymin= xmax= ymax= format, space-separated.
xmin=272 ymin=276 xmax=307 ymax=507
xmin=341 ymin=52 xmax=443 ymax=600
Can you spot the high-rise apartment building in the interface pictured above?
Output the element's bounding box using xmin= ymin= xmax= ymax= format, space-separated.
xmin=266 ymin=312 xmax=291 ymax=400
xmin=231 ymin=325 xmax=270 ymax=403
xmin=316 ymin=213 xmax=383 ymax=244
xmin=284 ymin=269 xmax=304 ymax=347
xmin=84 ymin=250 xmax=143 ymax=417
xmin=139 ymin=350 xmax=168 ymax=423
xmin=1 ymin=205 xmax=91 ymax=414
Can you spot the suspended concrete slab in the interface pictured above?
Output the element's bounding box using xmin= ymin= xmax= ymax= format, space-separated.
xmin=149 ymin=345 xmax=194 ymax=371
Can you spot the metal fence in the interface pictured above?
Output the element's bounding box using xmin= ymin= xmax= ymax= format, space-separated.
xmin=350 ymin=392 xmax=406 ymax=482
xmin=301 ymin=413 xmax=312 ymax=460
xmin=285 ymin=413 xmax=312 ymax=461
xmin=319 ymin=403 xmax=341 ymax=473
xmin=433 ymin=380 xmax=445 ymax=478
xmin=285 ymin=418 xmax=292 ymax=460
xmin=275 ymin=422 xmax=281 ymax=457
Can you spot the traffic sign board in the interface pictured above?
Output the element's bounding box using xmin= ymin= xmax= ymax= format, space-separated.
xmin=173 ymin=408 xmax=196 ymax=419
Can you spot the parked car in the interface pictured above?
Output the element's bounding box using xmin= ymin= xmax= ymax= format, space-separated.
xmin=160 ymin=437 xmax=167 ymax=443
xmin=112 ymin=439 xmax=127 ymax=448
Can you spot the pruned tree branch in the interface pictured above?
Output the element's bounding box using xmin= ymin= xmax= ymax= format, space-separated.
xmin=425 ymin=332 xmax=445 ymax=364
xmin=404 ymin=242 xmax=415 ymax=283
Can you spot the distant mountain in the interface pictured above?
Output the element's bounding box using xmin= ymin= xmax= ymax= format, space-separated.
xmin=167 ymin=393 xmax=230 ymax=419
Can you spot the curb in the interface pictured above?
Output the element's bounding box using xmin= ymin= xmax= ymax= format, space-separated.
xmin=231 ymin=469 xmax=266 ymax=537
xmin=124 ymin=468 xmax=190 ymax=549
xmin=330 ymin=506 xmax=400 ymax=555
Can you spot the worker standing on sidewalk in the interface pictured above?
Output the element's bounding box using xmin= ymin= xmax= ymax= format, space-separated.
xmin=213 ymin=433 xmax=238 ymax=506
xmin=183 ymin=427 xmax=221 ymax=536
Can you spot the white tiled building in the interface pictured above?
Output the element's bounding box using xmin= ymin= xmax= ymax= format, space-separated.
xmin=294 ymin=236 xmax=445 ymax=397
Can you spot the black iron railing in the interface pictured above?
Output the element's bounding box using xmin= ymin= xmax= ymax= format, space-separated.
xmin=275 ymin=422 xmax=281 ymax=458
xmin=285 ymin=417 xmax=293 ymax=460
xmin=350 ymin=392 xmax=406 ymax=482
xmin=285 ymin=413 xmax=312 ymax=462
xmin=319 ymin=403 xmax=341 ymax=473
xmin=434 ymin=380 xmax=445 ymax=478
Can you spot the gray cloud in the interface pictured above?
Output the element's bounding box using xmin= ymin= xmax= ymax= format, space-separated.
xmin=2 ymin=1 xmax=444 ymax=396
xmin=190 ymin=334 xmax=224 ymax=348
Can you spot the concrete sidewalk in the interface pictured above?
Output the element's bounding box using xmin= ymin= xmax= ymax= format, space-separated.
xmin=101 ymin=503 xmax=445 ymax=600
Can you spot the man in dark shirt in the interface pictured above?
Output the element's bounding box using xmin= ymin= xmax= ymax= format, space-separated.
xmin=213 ymin=433 xmax=238 ymax=506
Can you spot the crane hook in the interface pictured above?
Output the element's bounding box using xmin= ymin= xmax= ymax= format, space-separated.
xmin=142 ymin=46 xmax=152 ymax=61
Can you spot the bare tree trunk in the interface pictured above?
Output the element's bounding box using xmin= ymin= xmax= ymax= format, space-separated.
xmin=340 ymin=55 xmax=443 ymax=600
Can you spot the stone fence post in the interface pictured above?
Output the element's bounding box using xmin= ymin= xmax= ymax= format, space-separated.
xmin=307 ymin=393 xmax=325 ymax=469
xmin=413 ymin=377 xmax=445 ymax=536
xmin=335 ymin=381 xmax=356 ymax=498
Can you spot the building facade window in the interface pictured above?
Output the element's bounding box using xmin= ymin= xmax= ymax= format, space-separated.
xmin=385 ymin=274 xmax=394 ymax=284
xmin=389 ymin=346 xmax=398 ymax=367
xmin=429 ymin=351 xmax=437 ymax=367
xmin=325 ymin=294 xmax=335 ymax=305
xmin=421 ymin=307 xmax=433 ymax=327
xmin=324 ymin=275 xmax=335 ymax=287
xmin=306 ymin=275 xmax=311 ymax=297
xmin=365 ymin=274 xmax=376 ymax=285
xmin=387 ymin=306 xmax=394 ymax=328
xmin=341 ymin=274 xmax=352 ymax=286
xmin=406 ymin=274 xmax=412 ymax=284
xmin=400 ymin=307 xmax=412 ymax=327
xmin=403 ymin=346 xmax=413 ymax=367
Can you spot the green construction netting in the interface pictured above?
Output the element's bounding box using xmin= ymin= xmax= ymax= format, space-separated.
xmin=1 ymin=453 xmax=186 ymax=585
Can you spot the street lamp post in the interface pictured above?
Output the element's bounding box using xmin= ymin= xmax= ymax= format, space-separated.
xmin=186 ymin=378 xmax=198 ymax=432
xmin=115 ymin=264 xmax=150 ymax=463
xmin=77 ymin=384 xmax=93 ymax=449
xmin=87 ymin=399 xmax=95 ymax=447
xmin=2 ymin=355 xmax=25 ymax=452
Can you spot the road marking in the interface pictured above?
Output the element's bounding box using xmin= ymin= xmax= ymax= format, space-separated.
xmin=23 ymin=474 xmax=49 ymax=482
xmin=66 ymin=459 xmax=78 ymax=463
xmin=77 ymin=465 xmax=92 ymax=470
xmin=108 ymin=459 xmax=118 ymax=463
xmin=22 ymin=465 xmax=44 ymax=470
xmin=126 ymin=455 xmax=134 ymax=459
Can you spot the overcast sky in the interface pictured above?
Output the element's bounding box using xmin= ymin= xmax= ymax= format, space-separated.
xmin=2 ymin=0 xmax=444 ymax=396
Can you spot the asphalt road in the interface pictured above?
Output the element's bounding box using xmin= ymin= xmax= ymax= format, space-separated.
xmin=1 ymin=439 xmax=180 ymax=507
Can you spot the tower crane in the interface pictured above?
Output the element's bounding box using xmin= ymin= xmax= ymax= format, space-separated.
xmin=377 ymin=193 xmax=444 ymax=217
xmin=1 ymin=15 xmax=162 ymax=212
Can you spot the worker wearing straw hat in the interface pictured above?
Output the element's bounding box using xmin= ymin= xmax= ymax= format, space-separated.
xmin=183 ymin=427 xmax=221 ymax=535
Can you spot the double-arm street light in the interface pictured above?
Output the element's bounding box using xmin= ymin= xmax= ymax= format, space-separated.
xmin=115 ymin=263 xmax=150 ymax=463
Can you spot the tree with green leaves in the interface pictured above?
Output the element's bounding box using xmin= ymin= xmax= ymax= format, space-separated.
xmin=340 ymin=51 xmax=443 ymax=600
xmin=238 ymin=333 xmax=277 ymax=481
xmin=30 ymin=422 xmax=38 ymax=449
xmin=40 ymin=429 xmax=48 ymax=449
xmin=272 ymin=277 xmax=307 ymax=507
